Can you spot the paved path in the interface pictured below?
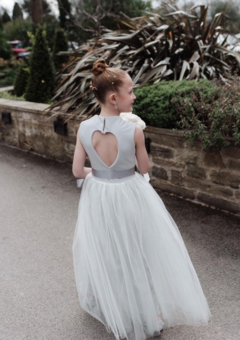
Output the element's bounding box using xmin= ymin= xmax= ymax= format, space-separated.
xmin=0 ymin=144 xmax=240 ymax=340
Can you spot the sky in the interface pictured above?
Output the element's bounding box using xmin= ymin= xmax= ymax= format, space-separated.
xmin=0 ymin=0 xmax=59 ymax=16
xmin=0 ymin=0 xmax=218 ymax=17
xmin=1 ymin=0 xmax=170 ymax=15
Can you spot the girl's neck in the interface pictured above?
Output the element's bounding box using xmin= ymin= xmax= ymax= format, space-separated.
xmin=99 ymin=105 xmax=120 ymax=118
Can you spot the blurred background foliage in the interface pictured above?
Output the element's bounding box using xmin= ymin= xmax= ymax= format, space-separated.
xmin=45 ymin=2 xmax=240 ymax=118
xmin=0 ymin=0 xmax=239 ymax=149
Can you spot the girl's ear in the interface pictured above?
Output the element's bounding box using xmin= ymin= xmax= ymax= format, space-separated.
xmin=108 ymin=93 xmax=117 ymax=105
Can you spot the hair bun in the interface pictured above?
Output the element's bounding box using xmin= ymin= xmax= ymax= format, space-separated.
xmin=92 ymin=59 xmax=109 ymax=76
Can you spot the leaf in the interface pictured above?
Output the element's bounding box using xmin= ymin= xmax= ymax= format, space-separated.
xmin=189 ymin=51 xmax=200 ymax=63
xmin=179 ymin=60 xmax=190 ymax=81
xmin=189 ymin=61 xmax=200 ymax=79
xmin=174 ymin=48 xmax=184 ymax=54
xmin=156 ymin=24 xmax=169 ymax=31
xmin=155 ymin=57 xmax=170 ymax=67
xmin=164 ymin=10 xmax=197 ymax=19
xmin=45 ymin=8 xmax=240 ymax=118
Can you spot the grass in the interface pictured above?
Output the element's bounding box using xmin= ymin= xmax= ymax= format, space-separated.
xmin=0 ymin=91 xmax=25 ymax=101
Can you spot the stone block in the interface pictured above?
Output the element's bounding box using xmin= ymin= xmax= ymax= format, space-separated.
xmin=152 ymin=166 xmax=168 ymax=180
xmin=185 ymin=139 xmax=204 ymax=151
xmin=184 ymin=178 xmax=233 ymax=199
xmin=151 ymin=144 xmax=174 ymax=159
xmin=152 ymin=157 xmax=185 ymax=170
xmin=186 ymin=164 xmax=207 ymax=180
xmin=18 ymin=132 xmax=32 ymax=151
xmin=197 ymin=192 xmax=240 ymax=214
xmin=183 ymin=178 xmax=211 ymax=192
xmin=235 ymin=190 xmax=240 ymax=200
xmin=221 ymin=146 xmax=240 ymax=160
xmin=203 ymin=150 xmax=225 ymax=168
xmin=151 ymin=178 xmax=195 ymax=200
xmin=210 ymin=170 xmax=240 ymax=189
xmin=144 ymin=131 xmax=185 ymax=149
xmin=207 ymin=185 xmax=234 ymax=198
xmin=171 ymin=170 xmax=183 ymax=186
xmin=174 ymin=149 xmax=200 ymax=165
xmin=227 ymin=159 xmax=240 ymax=172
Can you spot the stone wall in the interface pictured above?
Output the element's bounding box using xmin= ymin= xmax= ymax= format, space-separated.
xmin=145 ymin=126 xmax=240 ymax=215
xmin=0 ymin=99 xmax=81 ymax=163
xmin=1 ymin=99 xmax=240 ymax=215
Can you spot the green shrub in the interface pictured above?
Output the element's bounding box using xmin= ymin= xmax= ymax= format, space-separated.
xmin=3 ymin=18 xmax=33 ymax=46
xmin=0 ymin=91 xmax=25 ymax=101
xmin=0 ymin=29 xmax=12 ymax=60
xmin=0 ymin=67 xmax=18 ymax=87
xmin=3 ymin=17 xmax=59 ymax=49
xmin=25 ymin=26 xmax=56 ymax=103
xmin=172 ymin=78 xmax=240 ymax=150
xmin=133 ymin=80 xmax=219 ymax=129
xmin=14 ymin=63 xmax=29 ymax=97
xmin=52 ymin=27 xmax=69 ymax=70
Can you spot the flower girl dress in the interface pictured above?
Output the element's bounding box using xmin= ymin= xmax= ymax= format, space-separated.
xmin=72 ymin=114 xmax=211 ymax=340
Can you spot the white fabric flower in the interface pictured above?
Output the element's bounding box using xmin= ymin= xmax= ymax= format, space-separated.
xmin=120 ymin=112 xmax=146 ymax=130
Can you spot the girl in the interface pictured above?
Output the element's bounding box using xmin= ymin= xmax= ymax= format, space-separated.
xmin=72 ymin=59 xmax=211 ymax=340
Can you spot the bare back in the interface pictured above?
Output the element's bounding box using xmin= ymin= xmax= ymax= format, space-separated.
xmin=92 ymin=131 xmax=118 ymax=168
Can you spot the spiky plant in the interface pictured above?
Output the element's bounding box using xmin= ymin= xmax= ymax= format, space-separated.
xmin=45 ymin=3 xmax=240 ymax=120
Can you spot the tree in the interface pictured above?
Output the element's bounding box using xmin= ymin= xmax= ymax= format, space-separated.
xmin=14 ymin=63 xmax=29 ymax=97
xmin=25 ymin=26 xmax=56 ymax=103
xmin=12 ymin=2 xmax=23 ymax=21
xmin=0 ymin=29 xmax=12 ymax=59
xmin=3 ymin=18 xmax=33 ymax=46
xmin=2 ymin=10 xmax=11 ymax=24
xmin=211 ymin=1 xmax=240 ymax=32
xmin=22 ymin=0 xmax=51 ymax=17
xmin=72 ymin=0 xmax=152 ymax=37
xmin=31 ymin=0 xmax=43 ymax=24
xmin=181 ymin=1 xmax=195 ymax=12
xmin=57 ymin=0 xmax=71 ymax=30
xmin=52 ymin=27 xmax=69 ymax=70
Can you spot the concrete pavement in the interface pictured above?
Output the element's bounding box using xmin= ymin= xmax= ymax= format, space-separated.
xmin=0 ymin=143 xmax=240 ymax=340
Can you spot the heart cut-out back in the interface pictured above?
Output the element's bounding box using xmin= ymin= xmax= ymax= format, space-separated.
xmin=92 ymin=130 xmax=119 ymax=168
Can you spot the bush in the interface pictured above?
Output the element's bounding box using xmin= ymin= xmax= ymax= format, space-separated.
xmin=52 ymin=27 xmax=69 ymax=70
xmin=3 ymin=17 xmax=60 ymax=52
xmin=172 ymin=77 xmax=240 ymax=150
xmin=14 ymin=63 xmax=29 ymax=96
xmin=133 ymin=80 xmax=219 ymax=129
xmin=0 ymin=90 xmax=25 ymax=101
xmin=0 ymin=29 xmax=12 ymax=60
xmin=3 ymin=18 xmax=33 ymax=46
xmin=0 ymin=67 xmax=19 ymax=87
xmin=25 ymin=26 xmax=56 ymax=103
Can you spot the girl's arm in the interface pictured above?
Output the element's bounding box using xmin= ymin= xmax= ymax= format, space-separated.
xmin=134 ymin=125 xmax=150 ymax=174
xmin=72 ymin=128 xmax=92 ymax=178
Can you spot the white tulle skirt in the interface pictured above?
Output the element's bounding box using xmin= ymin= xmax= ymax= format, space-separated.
xmin=72 ymin=172 xmax=211 ymax=340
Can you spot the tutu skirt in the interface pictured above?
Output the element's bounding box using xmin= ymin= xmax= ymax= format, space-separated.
xmin=72 ymin=172 xmax=211 ymax=340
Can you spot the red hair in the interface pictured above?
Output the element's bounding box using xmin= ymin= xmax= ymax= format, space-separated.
xmin=91 ymin=59 xmax=127 ymax=103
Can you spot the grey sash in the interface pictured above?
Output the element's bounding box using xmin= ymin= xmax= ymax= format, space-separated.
xmin=92 ymin=167 xmax=135 ymax=180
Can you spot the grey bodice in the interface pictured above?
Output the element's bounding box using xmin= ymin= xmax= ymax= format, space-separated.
xmin=79 ymin=115 xmax=137 ymax=179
